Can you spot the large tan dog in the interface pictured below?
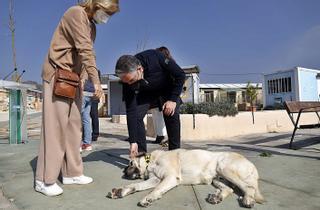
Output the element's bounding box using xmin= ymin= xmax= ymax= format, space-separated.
xmin=108 ymin=149 xmax=264 ymax=208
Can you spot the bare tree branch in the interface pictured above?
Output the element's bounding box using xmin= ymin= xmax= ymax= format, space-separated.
xmin=136 ymin=27 xmax=149 ymax=53
xmin=8 ymin=0 xmax=18 ymax=81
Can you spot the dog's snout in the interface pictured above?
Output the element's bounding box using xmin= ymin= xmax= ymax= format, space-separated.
xmin=123 ymin=166 xmax=141 ymax=180
xmin=123 ymin=165 xmax=129 ymax=173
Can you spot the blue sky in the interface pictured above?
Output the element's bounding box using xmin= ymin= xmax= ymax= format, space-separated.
xmin=1 ymin=0 xmax=320 ymax=83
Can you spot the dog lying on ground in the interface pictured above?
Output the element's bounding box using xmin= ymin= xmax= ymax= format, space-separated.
xmin=107 ymin=149 xmax=264 ymax=208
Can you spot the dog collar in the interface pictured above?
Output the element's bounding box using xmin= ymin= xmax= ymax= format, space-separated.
xmin=144 ymin=153 xmax=151 ymax=164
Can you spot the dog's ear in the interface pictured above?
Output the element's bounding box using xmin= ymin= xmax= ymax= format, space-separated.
xmin=129 ymin=152 xmax=145 ymax=160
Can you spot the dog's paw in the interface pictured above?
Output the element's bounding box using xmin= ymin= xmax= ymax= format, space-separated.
xmin=241 ymin=196 xmax=255 ymax=208
xmin=106 ymin=188 xmax=123 ymax=199
xmin=160 ymin=140 xmax=168 ymax=147
xmin=206 ymin=192 xmax=223 ymax=205
xmin=138 ymin=198 xmax=153 ymax=207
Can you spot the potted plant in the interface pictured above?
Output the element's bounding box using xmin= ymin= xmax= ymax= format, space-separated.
xmin=246 ymin=82 xmax=259 ymax=124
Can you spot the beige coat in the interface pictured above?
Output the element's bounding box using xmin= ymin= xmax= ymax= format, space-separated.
xmin=41 ymin=5 xmax=100 ymax=85
xmin=36 ymin=5 xmax=99 ymax=184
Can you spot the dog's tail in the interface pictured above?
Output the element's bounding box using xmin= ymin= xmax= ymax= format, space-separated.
xmin=254 ymin=188 xmax=265 ymax=204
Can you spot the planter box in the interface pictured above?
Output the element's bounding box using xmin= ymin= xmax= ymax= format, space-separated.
xmin=146 ymin=110 xmax=320 ymax=141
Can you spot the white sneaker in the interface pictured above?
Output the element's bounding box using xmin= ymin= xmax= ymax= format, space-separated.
xmin=63 ymin=175 xmax=93 ymax=185
xmin=35 ymin=180 xmax=63 ymax=196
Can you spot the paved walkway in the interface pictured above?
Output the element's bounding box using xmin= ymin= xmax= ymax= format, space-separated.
xmin=0 ymin=115 xmax=319 ymax=210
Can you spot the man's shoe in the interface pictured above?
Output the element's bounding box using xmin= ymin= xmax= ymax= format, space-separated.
xmin=63 ymin=175 xmax=93 ymax=185
xmin=154 ymin=136 xmax=165 ymax=144
xmin=35 ymin=180 xmax=63 ymax=196
xmin=81 ymin=144 xmax=92 ymax=151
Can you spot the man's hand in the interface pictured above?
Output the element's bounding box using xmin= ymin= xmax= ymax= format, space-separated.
xmin=93 ymin=83 xmax=103 ymax=99
xmin=129 ymin=143 xmax=139 ymax=158
xmin=162 ymin=101 xmax=177 ymax=116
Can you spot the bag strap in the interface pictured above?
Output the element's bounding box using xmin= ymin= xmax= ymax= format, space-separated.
xmin=48 ymin=56 xmax=58 ymax=70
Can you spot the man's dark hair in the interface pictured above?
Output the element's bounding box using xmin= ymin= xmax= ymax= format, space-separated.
xmin=115 ymin=55 xmax=141 ymax=76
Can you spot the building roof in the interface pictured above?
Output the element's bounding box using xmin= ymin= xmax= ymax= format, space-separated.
xmin=182 ymin=65 xmax=200 ymax=74
xmin=199 ymin=83 xmax=262 ymax=89
xmin=264 ymin=66 xmax=320 ymax=76
xmin=0 ymin=80 xmax=37 ymax=90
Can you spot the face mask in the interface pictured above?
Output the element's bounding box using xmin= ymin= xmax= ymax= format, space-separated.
xmin=93 ymin=9 xmax=110 ymax=24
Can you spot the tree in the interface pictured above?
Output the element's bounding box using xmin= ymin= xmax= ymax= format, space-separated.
xmin=246 ymin=82 xmax=259 ymax=124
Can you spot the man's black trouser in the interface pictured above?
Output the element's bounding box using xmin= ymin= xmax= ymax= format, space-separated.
xmin=90 ymin=101 xmax=99 ymax=141
xmin=133 ymin=100 xmax=181 ymax=153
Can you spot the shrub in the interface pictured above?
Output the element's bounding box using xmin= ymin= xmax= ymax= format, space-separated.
xmin=180 ymin=102 xmax=238 ymax=117
xmin=179 ymin=102 xmax=194 ymax=114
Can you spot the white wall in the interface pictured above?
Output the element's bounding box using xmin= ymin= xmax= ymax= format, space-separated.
xmin=317 ymin=78 xmax=320 ymax=101
xmin=147 ymin=111 xmax=319 ymax=140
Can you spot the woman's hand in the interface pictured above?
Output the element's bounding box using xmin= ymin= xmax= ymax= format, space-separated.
xmin=93 ymin=83 xmax=103 ymax=99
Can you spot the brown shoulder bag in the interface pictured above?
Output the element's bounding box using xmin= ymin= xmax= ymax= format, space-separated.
xmin=53 ymin=68 xmax=80 ymax=99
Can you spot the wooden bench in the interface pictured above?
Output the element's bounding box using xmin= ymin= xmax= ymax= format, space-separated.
xmin=284 ymin=101 xmax=320 ymax=149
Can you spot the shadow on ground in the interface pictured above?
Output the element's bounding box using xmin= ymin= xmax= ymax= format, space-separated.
xmin=83 ymin=148 xmax=129 ymax=169
xmin=243 ymin=133 xmax=293 ymax=144
xmin=99 ymin=132 xmax=156 ymax=144
xmin=273 ymin=136 xmax=320 ymax=150
xmin=29 ymin=148 xmax=131 ymax=183
xmin=206 ymin=143 xmax=320 ymax=160
xmin=99 ymin=133 xmax=128 ymax=141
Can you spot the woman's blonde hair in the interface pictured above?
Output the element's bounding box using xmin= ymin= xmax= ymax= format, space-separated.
xmin=79 ymin=0 xmax=120 ymax=15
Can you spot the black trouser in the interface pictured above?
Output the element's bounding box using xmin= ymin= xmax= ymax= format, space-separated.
xmin=134 ymin=100 xmax=181 ymax=153
xmin=90 ymin=101 xmax=99 ymax=141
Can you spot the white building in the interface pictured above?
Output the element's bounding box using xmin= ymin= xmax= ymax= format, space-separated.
xmin=199 ymin=83 xmax=263 ymax=110
xmin=180 ymin=65 xmax=200 ymax=104
xmin=263 ymin=67 xmax=320 ymax=107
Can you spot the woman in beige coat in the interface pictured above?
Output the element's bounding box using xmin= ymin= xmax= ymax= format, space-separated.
xmin=35 ymin=0 xmax=119 ymax=196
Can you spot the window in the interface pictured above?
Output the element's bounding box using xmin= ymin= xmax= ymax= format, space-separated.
xmin=272 ymin=80 xmax=276 ymax=94
xmin=288 ymin=77 xmax=292 ymax=92
xmin=204 ymin=91 xmax=214 ymax=103
xmin=284 ymin=78 xmax=288 ymax=92
xmin=270 ymin=80 xmax=273 ymax=94
xmin=267 ymin=77 xmax=292 ymax=94
xmin=227 ymin=91 xmax=236 ymax=103
xmin=242 ymin=91 xmax=246 ymax=103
